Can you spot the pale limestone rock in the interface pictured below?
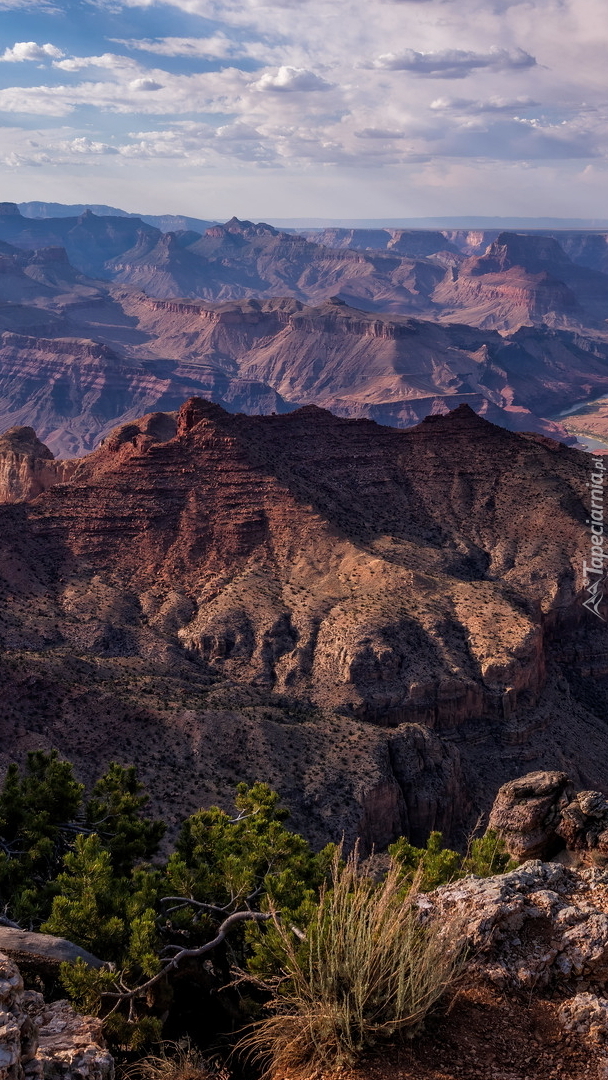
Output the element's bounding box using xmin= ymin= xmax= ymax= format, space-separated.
xmin=0 ymin=954 xmax=113 ymax=1080
xmin=0 ymin=427 xmax=76 ymax=504
xmin=0 ymin=952 xmax=36 ymax=1080
xmin=559 ymin=992 xmax=608 ymax=1041
xmin=419 ymin=861 xmax=608 ymax=991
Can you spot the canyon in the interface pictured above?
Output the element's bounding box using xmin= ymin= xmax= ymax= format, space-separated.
xmin=0 ymin=397 xmax=606 ymax=852
xmin=1 ymin=204 xmax=608 ymax=457
xmin=1 ymin=202 xmax=607 ymax=857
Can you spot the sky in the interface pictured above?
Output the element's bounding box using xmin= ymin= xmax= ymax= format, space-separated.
xmin=0 ymin=0 xmax=606 ymax=220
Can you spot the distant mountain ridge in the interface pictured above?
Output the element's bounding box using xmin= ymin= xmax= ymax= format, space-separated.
xmin=17 ymin=204 xmax=608 ymax=230
xmin=1 ymin=203 xmax=608 ymax=455
xmin=3 ymin=206 xmax=608 ymax=331
xmin=18 ymin=201 xmax=218 ymax=236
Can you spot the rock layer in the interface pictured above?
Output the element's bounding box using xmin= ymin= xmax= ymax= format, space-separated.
xmin=0 ymin=400 xmax=606 ymax=849
xmin=0 ymin=429 xmax=76 ymax=503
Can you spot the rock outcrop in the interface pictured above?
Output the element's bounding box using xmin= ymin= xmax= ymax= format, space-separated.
xmin=413 ymin=859 xmax=608 ymax=1077
xmin=557 ymin=791 xmax=608 ymax=857
xmin=488 ymin=771 xmax=575 ymax=860
xmin=421 ymin=860 xmax=608 ymax=989
xmin=0 ymin=402 xmax=606 ymax=850
xmin=0 ymin=428 xmax=76 ymax=503
xmin=0 ymin=952 xmax=113 ymax=1080
xmin=0 ymin=930 xmax=106 ymax=980
xmin=489 ymin=771 xmax=608 ymax=864
xmin=0 ymin=953 xmax=37 ymax=1080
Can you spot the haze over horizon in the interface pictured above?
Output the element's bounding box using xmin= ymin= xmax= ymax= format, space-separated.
xmin=0 ymin=0 xmax=606 ymax=221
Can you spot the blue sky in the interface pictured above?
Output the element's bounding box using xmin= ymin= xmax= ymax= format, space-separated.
xmin=0 ymin=0 xmax=606 ymax=219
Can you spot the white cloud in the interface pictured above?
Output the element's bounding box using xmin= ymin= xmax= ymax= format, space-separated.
xmin=373 ymin=46 xmax=536 ymax=77
xmin=54 ymin=53 xmax=141 ymax=72
xmin=216 ymin=121 xmax=262 ymax=139
xmin=1 ymin=41 xmax=64 ymax=62
xmin=0 ymin=0 xmax=59 ymax=9
xmin=0 ymin=67 xmax=250 ymax=117
xmin=430 ymin=95 xmax=541 ymax=112
xmin=111 ymin=34 xmax=254 ymax=59
xmin=354 ymin=127 xmax=407 ymax=138
xmin=59 ymin=137 xmax=119 ymax=154
xmin=129 ymin=77 xmax=164 ymax=90
xmin=0 ymin=0 xmax=607 ymax=217
xmin=255 ymin=66 xmax=333 ymax=91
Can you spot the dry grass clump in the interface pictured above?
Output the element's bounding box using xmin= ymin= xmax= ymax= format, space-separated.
xmin=121 ymin=1042 xmax=231 ymax=1080
xmin=243 ymin=848 xmax=466 ymax=1079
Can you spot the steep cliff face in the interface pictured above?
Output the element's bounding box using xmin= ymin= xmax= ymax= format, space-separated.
xmin=0 ymin=399 xmax=605 ymax=849
xmin=2 ymin=220 xmax=608 ymax=456
xmin=0 ymin=427 xmax=76 ymax=502
xmin=434 ymin=232 xmax=608 ymax=330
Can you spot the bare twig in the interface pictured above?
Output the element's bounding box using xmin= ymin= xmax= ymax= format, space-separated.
xmin=226 ymin=808 xmax=260 ymax=825
xmin=161 ymin=897 xmax=229 ymax=916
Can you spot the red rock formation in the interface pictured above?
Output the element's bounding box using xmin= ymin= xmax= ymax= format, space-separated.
xmin=434 ymin=232 xmax=608 ymax=330
xmin=0 ymin=399 xmax=605 ymax=849
xmin=2 ymin=220 xmax=608 ymax=455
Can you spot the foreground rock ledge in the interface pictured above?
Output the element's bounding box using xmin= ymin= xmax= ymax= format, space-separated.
xmin=0 ymin=951 xmax=114 ymax=1080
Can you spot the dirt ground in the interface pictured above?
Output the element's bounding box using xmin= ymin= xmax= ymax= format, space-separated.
xmin=309 ymin=981 xmax=602 ymax=1080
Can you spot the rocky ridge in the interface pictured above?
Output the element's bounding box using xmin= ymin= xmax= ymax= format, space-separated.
xmin=2 ymin=208 xmax=608 ymax=456
xmin=1 ymin=207 xmax=607 ymax=334
xmin=4 ymin=263 xmax=606 ymax=455
xmin=0 ymin=399 xmax=606 ymax=849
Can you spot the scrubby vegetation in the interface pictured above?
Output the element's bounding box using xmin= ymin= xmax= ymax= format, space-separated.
xmin=123 ymin=1041 xmax=231 ymax=1080
xmin=242 ymin=848 xmax=465 ymax=1079
xmin=0 ymin=751 xmax=512 ymax=1073
xmin=389 ymin=827 xmax=516 ymax=891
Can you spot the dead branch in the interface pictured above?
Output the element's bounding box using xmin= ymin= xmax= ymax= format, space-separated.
xmin=103 ymin=910 xmax=272 ymax=1002
xmin=0 ymin=915 xmax=22 ymax=930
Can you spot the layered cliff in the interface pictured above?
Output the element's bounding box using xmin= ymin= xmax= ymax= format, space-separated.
xmin=0 ymin=427 xmax=76 ymax=502
xmin=6 ymin=266 xmax=606 ymax=456
xmin=434 ymin=232 xmax=608 ymax=330
xmin=2 ymin=215 xmax=608 ymax=456
xmin=0 ymin=399 xmax=605 ymax=849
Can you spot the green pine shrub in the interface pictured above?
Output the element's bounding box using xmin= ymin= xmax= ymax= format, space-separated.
xmin=389 ymin=828 xmax=515 ymax=891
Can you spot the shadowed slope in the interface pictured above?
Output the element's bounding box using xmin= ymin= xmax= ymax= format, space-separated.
xmin=0 ymin=399 xmax=605 ymax=850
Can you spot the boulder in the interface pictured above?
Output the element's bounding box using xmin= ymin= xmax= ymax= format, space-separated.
xmin=0 ymin=953 xmax=113 ymax=1080
xmin=0 ymin=931 xmax=106 ymax=984
xmin=419 ymin=860 xmax=608 ymax=991
xmin=488 ymin=770 xmax=574 ymax=860
xmin=556 ymin=790 xmax=608 ymax=860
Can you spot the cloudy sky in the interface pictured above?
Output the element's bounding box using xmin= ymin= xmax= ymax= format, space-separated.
xmin=0 ymin=0 xmax=606 ymax=219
